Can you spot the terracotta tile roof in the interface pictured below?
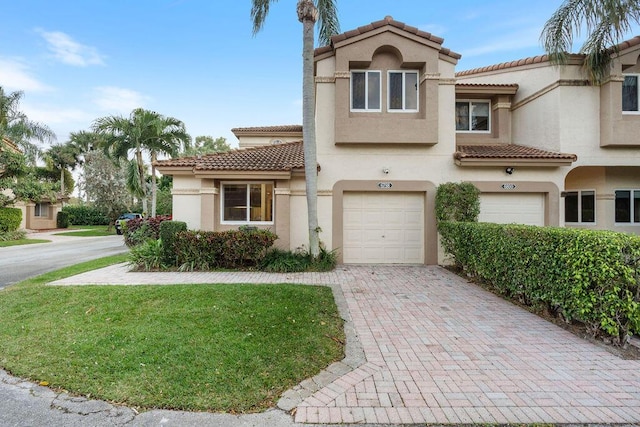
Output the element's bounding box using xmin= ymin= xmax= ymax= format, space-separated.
xmin=456 ymin=83 xmax=519 ymax=89
xmin=315 ymin=16 xmax=461 ymax=60
xmin=230 ymin=125 xmax=302 ymax=136
xmin=611 ymin=35 xmax=640 ymax=52
xmin=155 ymin=141 xmax=305 ymax=172
xmin=455 ymin=144 xmax=577 ymax=161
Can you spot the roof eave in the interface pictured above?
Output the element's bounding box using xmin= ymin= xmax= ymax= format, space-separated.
xmin=454 ymin=158 xmax=576 ymax=167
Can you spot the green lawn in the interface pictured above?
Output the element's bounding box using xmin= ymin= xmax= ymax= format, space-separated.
xmin=0 ymin=239 xmax=49 ymax=247
xmin=54 ymin=225 xmax=116 ymax=237
xmin=0 ymin=257 xmax=344 ymax=412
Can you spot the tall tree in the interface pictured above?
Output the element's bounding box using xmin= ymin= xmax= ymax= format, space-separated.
xmin=182 ymin=135 xmax=231 ymax=156
xmin=251 ymin=0 xmax=340 ymax=257
xmin=541 ymin=0 xmax=640 ymax=83
xmin=0 ymin=86 xmax=56 ymax=164
xmin=92 ymin=108 xmax=190 ymax=216
xmin=45 ymin=142 xmax=82 ymax=195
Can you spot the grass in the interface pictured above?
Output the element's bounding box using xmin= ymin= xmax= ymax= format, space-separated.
xmin=54 ymin=225 xmax=116 ymax=237
xmin=0 ymin=256 xmax=345 ymax=412
xmin=0 ymin=238 xmax=50 ymax=247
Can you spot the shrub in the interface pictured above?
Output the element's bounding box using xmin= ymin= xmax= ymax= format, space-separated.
xmin=56 ymin=210 xmax=70 ymax=228
xmin=174 ymin=229 xmax=277 ymax=270
xmin=61 ymin=205 xmax=109 ymax=226
xmin=123 ymin=215 xmax=171 ymax=248
xmin=435 ymin=182 xmax=480 ymax=223
xmin=159 ymin=220 xmax=187 ymax=265
xmin=128 ymin=239 xmax=166 ymax=271
xmin=260 ymin=245 xmax=337 ymax=272
xmin=0 ymin=230 xmax=26 ymax=241
xmin=0 ymin=207 xmax=22 ymax=232
xmin=439 ymin=221 xmax=640 ymax=344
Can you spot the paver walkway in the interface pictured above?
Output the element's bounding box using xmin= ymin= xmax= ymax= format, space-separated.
xmin=52 ymin=264 xmax=640 ymax=425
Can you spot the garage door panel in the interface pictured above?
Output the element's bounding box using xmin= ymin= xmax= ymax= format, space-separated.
xmin=343 ymin=192 xmax=424 ymax=264
xmin=479 ymin=193 xmax=544 ymax=226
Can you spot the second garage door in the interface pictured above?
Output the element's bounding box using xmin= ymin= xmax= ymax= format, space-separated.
xmin=479 ymin=193 xmax=545 ymax=226
xmin=343 ymin=192 xmax=424 ymax=264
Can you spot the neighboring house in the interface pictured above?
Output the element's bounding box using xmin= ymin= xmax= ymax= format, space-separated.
xmin=1 ymin=137 xmax=64 ymax=230
xmin=156 ymin=16 xmax=640 ymax=265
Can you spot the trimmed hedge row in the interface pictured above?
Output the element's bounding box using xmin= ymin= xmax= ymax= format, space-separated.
xmin=123 ymin=216 xmax=171 ymax=248
xmin=439 ymin=221 xmax=640 ymax=344
xmin=174 ymin=229 xmax=277 ymax=270
xmin=0 ymin=207 xmax=22 ymax=232
xmin=61 ymin=205 xmax=109 ymax=226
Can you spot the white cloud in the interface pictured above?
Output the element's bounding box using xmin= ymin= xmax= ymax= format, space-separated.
xmin=38 ymin=30 xmax=105 ymax=67
xmin=418 ymin=24 xmax=447 ymax=37
xmin=0 ymin=58 xmax=53 ymax=92
xmin=23 ymin=103 xmax=93 ymax=125
xmin=93 ymin=86 xmax=149 ymax=113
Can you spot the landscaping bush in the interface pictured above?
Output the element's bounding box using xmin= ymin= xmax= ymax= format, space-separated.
xmin=439 ymin=221 xmax=640 ymax=344
xmin=129 ymin=239 xmax=167 ymax=271
xmin=260 ymin=246 xmax=338 ymax=272
xmin=56 ymin=210 xmax=70 ymax=228
xmin=159 ymin=220 xmax=187 ymax=265
xmin=174 ymin=229 xmax=277 ymax=270
xmin=123 ymin=215 xmax=171 ymax=248
xmin=435 ymin=182 xmax=480 ymax=223
xmin=0 ymin=207 xmax=22 ymax=232
xmin=0 ymin=230 xmax=26 ymax=241
xmin=62 ymin=205 xmax=109 ymax=226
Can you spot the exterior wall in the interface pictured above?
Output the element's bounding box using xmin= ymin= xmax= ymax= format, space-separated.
xmin=25 ymin=201 xmax=61 ymax=230
xmin=171 ymin=175 xmax=203 ymax=230
xmin=236 ymin=133 xmax=302 ymax=149
xmin=601 ymin=52 xmax=640 ymax=147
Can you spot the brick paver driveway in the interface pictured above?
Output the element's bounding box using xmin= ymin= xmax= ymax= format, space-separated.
xmin=53 ymin=264 xmax=640 ymax=424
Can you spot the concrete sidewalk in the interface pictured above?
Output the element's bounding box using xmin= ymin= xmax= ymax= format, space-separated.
xmin=47 ymin=264 xmax=640 ymax=425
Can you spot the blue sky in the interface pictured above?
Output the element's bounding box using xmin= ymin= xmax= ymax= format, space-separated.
xmin=0 ymin=1 xmax=636 ymax=149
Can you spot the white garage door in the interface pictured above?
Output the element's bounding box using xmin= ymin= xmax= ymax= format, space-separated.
xmin=479 ymin=193 xmax=545 ymax=226
xmin=343 ymin=192 xmax=424 ymax=264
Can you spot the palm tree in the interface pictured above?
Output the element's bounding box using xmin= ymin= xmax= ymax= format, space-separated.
xmin=45 ymin=142 xmax=82 ymax=195
xmin=93 ymin=108 xmax=190 ymax=216
xmin=0 ymin=86 xmax=56 ymax=164
xmin=251 ymin=0 xmax=340 ymax=257
xmin=541 ymin=0 xmax=640 ymax=83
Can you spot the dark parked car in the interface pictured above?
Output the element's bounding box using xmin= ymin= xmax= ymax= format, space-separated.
xmin=115 ymin=213 xmax=142 ymax=235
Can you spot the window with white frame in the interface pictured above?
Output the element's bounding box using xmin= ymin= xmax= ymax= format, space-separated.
xmin=456 ymin=100 xmax=490 ymax=132
xmin=351 ymin=70 xmax=381 ymax=111
xmin=622 ymin=74 xmax=639 ymax=112
xmin=222 ymin=183 xmax=274 ymax=223
xmin=615 ymin=189 xmax=640 ymax=224
xmin=564 ymin=190 xmax=595 ymax=223
xmin=388 ymin=70 xmax=419 ymax=111
xmin=34 ymin=202 xmax=48 ymax=218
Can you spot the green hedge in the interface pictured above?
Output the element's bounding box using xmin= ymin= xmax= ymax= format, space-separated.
xmin=61 ymin=205 xmax=109 ymax=226
xmin=439 ymin=221 xmax=640 ymax=344
xmin=173 ymin=229 xmax=277 ymax=270
xmin=56 ymin=211 xmax=70 ymax=228
xmin=159 ymin=220 xmax=187 ymax=265
xmin=0 ymin=207 xmax=22 ymax=232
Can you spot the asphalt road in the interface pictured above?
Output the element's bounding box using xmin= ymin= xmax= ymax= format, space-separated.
xmin=0 ymin=233 xmax=129 ymax=289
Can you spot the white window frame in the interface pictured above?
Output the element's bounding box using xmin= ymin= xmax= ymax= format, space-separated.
xmin=455 ymin=99 xmax=491 ymax=133
xmin=350 ymin=70 xmax=381 ymax=112
xmin=564 ymin=189 xmax=596 ymax=225
xmin=614 ymin=189 xmax=640 ymax=225
xmin=387 ymin=70 xmax=419 ymax=113
xmin=622 ymin=74 xmax=640 ymax=114
xmin=34 ymin=202 xmax=48 ymax=218
xmin=221 ymin=182 xmax=274 ymax=225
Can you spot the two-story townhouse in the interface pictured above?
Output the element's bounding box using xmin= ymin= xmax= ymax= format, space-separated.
xmin=156 ymin=16 xmax=638 ymax=265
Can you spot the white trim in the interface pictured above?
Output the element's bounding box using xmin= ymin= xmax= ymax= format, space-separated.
xmin=455 ymin=99 xmax=491 ymax=133
xmin=350 ymin=70 xmax=382 ymax=112
xmin=564 ymin=189 xmax=596 ymax=225
xmin=622 ymin=73 xmax=640 ymax=113
xmin=387 ymin=70 xmax=419 ymax=113
xmin=220 ymin=181 xmax=275 ymax=225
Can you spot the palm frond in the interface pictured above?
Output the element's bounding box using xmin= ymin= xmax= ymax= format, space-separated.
xmin=251 ymin=0 xmax=277 ymax=35
xmin=316 ymin=0 xmax=340 ymax=46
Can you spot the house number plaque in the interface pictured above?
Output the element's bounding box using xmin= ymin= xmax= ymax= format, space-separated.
xmin=501 ymin=183 xmax=517 ymax=190
xmin=378 ymin=182 xmax=393 ymax=189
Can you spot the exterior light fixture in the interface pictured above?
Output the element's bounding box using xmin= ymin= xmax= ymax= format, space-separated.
xmin=505 ymin=167 xmax=514 ymax=175
xmin=382 ymin=167 xmax=390 ymax=174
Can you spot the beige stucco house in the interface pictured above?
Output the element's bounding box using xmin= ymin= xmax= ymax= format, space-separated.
xmin=156 ymin=16 xmax=640 ymax=265
xmin=1 ymin=137 xmax=63 ymax=230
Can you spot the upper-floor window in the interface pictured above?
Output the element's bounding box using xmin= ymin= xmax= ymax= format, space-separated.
xmin=34 ymin=202 xmax=48 ymax=217
xmin=622 ymin=74 xmax=639 ymax=113
xmin=221 ymin=182 xmax=274 ymax=224
xmin=615 ymin=189 xmax=640 ymax=224
xmin=564 ymin=190 xmax=595 ymax=224
xmin=456 ymin=100 xmax=490 ymax=132
xmin=388 ymin=71 xmax=419 ymax=112
xmin=351 ymin=71 xmax=381 ymax=111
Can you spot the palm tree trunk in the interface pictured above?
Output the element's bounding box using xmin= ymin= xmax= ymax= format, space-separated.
xmin=298 ymin=0 xmax=320 ymax=258
xmin=151 ymin=152 xmax=157 ymax=217
xmin=136 ymin=149 xmax=148 ymax=214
